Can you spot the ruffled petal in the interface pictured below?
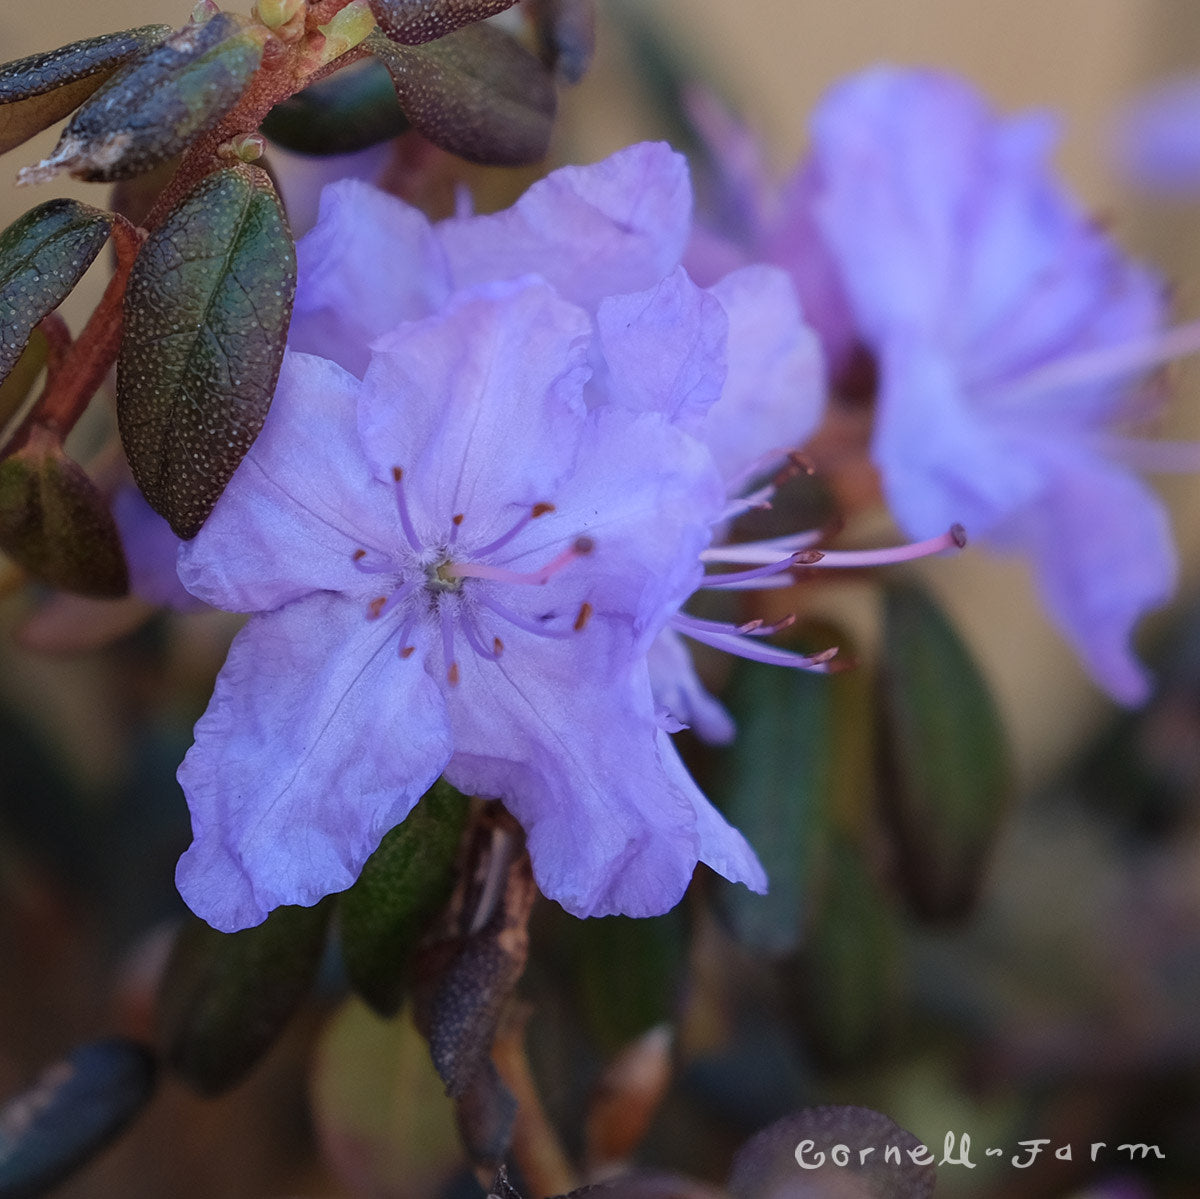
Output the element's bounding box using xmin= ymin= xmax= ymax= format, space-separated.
xmin=177 ymin=592 xmax=453 ymax=930
xmin=359 ymin=279 xmax=591 ymax=544
xmin=994 ymin=450 xmax=1177 ymax=704
xmin=442 ymin=639 xmax=707 ymax=918
xmin=179 ymin=351 xmax=395 ymax=612
xmin=290 ymin=179 xmax=452 ymax=375
xmin=593 ymin=266 xmax=728 ymax=426
xmin=647 ymin=627 xmax=736 ymax=744
xmin=438 ymin=142 xmax=692 ymax=308
xmin=700 ymin=264 xmax=826 ymax=480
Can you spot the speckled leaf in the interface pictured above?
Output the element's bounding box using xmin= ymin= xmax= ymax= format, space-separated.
xmin=0 ymin=429 xmax=129 ymax=597
xmin=117 ymin=164 xmax=296 ymax=539
xmin=728 ymin=1105 xmax=936 ymax=1199
xmin=340 ymin=779 xmax=469 ymax=1017
xmin=0 ymin=25 xmax=171 ymax=157
xmin=262 ymin=59 xmax=410 ymax=156
xmin=0 ymin=198 xmax=113 ymax=387
xmin=367 ymin=23 xmax=556 ymax=165
xmin=157 ymin=901 xmax=330 ymax=1096
xmin=877 ymin=583 xmax=1013 ymax=920
xmin=369 ymin=0 xmax=518 ymax=45
xmin=0 ymin=1040 xmax=156 ymax=1198
xmin=20 ymin=13 xmax=264 ymax=184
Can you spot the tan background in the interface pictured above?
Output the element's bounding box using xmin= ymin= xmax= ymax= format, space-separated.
xmin=3 ymin=0 xmax=1200 ymax=784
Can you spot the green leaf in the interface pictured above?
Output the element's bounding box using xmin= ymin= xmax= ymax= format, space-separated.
xmin=117 ymin=164 xmax=296 ymax=539
xmin=262 ymin=59 xmax=410 ymax=156
xmin=157 ymin=901 xmax=331 ymax=1096
xmin=710 ymin=656 xmax=835 ymax=955
xmin=0 ymin=199 xmax=113 ymax=388
xmin=339 ymin=780 xmax=470 ymax=1017
xmin=0 ymin=428 xmax=129 ymax=597
xmin=20 ymin=13 xmax=264 ymax=184
xmin=0 ymin=25 xmax=172 ymax=157
xmin=0 ymin=326 xmax=48 ymax=432
xmin=0 ymin=1039 xmax=156 ymax=1197
xmin=877 ymin=583 xmax=1013 ymax=920
xmin=368 ymin=0 xmax=518 ymax=45
xmin=367 ymin=23 xmax=556 ymax=166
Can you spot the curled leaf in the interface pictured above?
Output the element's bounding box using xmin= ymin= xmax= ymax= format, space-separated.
xmin=0 ymin=199 xmax=114 ymax=388
xmin=0 ymin=427 xmax=129 ymax=597
xmin=0 ymin=1039 xmax=156 ymax=1198
xmin=0 ymin=25 xmax=172 ymax=157
xmin=157 ymin=902 xmax=331 ymax=1096
xmin=877 ymin=583 xmax=1013 ymax=920
xmin=340 ymin=779 xmax=469 ymax=1017
xmin=261 ymin=59 xmax=410 ymax=156
xmin=20 ymin=13 xmax=265 ymax=184
xmin=117 ymin=164 xmax=296 ymax=539
xmin=367 ymin=22 xmax=556 ymax=166
xmin=369 ymin=0 xmax=518 ymax=45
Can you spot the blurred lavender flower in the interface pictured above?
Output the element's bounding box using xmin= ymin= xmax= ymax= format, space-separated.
xmin=174 ymin=143 xmax=842 ymax=931
xmin=691 ymin=68 xmax=1182 ymax=703
xmin=1113 ymin=74 xmax=1200 ymax=194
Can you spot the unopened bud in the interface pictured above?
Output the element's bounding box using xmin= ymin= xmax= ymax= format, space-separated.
xmin=219 ymin=132 xmax=266 ymax=162
xmin=191 ymin=0 xmax=221 ymax=23
xmin=317 ymin=0 xmax=378 ymax=64
xmin=254 ymin=0 xmax=307 ymax=40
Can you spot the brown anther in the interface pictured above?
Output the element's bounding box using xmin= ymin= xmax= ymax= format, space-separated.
xmin=737 ymin=619 xmax=764 ymax=634
xmin=793 ymin=549 xmax=825 ymax=566
xmin=452 ymin=513 xmax=464 ymax=527
xmin=950 ymin=522 xmax=968 ymax=549
xmin=352 ymin=548 xmax=367 ymax=561
xmin=367 ymin=596 xmax=387 ymax=619
xmin=573 ymin=536 xmax=595 ymax=555
xmin=400 ymin=645 xmax=415 ymax=659
xmin=392 ymin=466 xmax=403 ymax=482
xmin=532 ymin=502 xmax=556 ymax=518
xmin=493 ymin=637 xmax=504 ymax=656
xmin=574 ymin=602 xmax=593 ymax=632
xmin=447 ymin=662 xmax=460 ymax=686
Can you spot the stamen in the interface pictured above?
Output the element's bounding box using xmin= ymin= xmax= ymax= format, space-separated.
xmin=390 ymin=466 xmax=423 ymax=553
xmin=803 ymin=525 xmax=966 ymax=568
xmin=474 ymin=595 xmax=576 ymax=639
xmin=440 ymin=604 xmax=458 ymax=685
xmin=471 ymin=502 xmax=558 ymax=559
xmin=443 ymin=536 xmax=593 ymax=586
xmin=366 ymin=579 xmax=419 ymax=622
xmin=460 ymin=608 xmax=503 ymax=661
xmin=699 ymin=551 xmax=810 ymax=590
xmin=673 ymin=614 xmax=839 ymax=671
xmin=574 ymin=601 xmax=593 ymax=632
xmin=720 ymin=482 xmax=775 ymax=522
xmin=351 ymin=546 xmax=394 ymax=575
xmin=449 ymin=512 xmax=464 ymax=545
xmin=700 ymin=530 xmax=824 ymax=565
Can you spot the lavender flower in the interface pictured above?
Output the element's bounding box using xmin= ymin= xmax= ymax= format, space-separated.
xmin=692 ymin=69 xmax=1180 ymax=703
xmin=176 ymin=143 xmax=836 ymax=931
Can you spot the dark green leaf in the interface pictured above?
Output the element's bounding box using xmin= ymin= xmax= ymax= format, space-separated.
xmin=117 ymin=164 xmax=296 ymax=539
xmin=710 ymin=656 xmax=834 ymax=954
xmin=369 ymin=0 xmax=518 ymax=45
xmin=367 ymin=23 xmax=556 ymax=166
xmin=262 ymin=59 xmax=410 ymax=156
xmin=21 ymin=13 xmax=264 ymax=184
xmin=877 ymin=583 xmax=1013 ymax=919
xmin=728 ymin=1105 xmax=935 ymax=1199
xmin=340 ymin=779 xmax=469 ymax=1017
xmin=784 ymin=837 xmax=904 ymax=1069
xmin=0 ymin=199 xmax=113 ymax=387
xmin=0 ymin=327 xmax=48 ymax=432
xmin=0 ymin=25 xmax=172 ymax=157
xmin=0 ymin=429 xmax=129 ymax=597
xmin=157 ymin=901 xmax=330 ymax=1096
xmin=0 ymin=1039 xmax=156 ymax=1199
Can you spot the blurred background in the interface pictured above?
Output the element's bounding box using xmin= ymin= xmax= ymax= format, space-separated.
xmin=3 ymin=1 xmax=1200 ymax=1196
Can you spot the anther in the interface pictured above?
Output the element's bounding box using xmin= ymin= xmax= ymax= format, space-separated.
xmin=532 ymin=502 xmax=555 ymax=518
xmin=400 ymin=645 xmax=415 ymax=659
xmin=447 ymin=662 xmax=460 ymax=686
xmin=574 ymin=602 xmax=593 ymax=632
xmin=368 ymin=596 xmax=387 ymax=619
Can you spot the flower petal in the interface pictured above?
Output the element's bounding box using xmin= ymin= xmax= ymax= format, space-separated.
xmin=442 ymin=639 xmax=707 ymax=918
xmin=179 ymin=351 xmax=395 ymax=612
xmin=177 ymin=592 xmax=453 ymax=931
xmin=437 ymin=142 xmax=692 ymax=308
xmin=647 ymin=627 xmax=736 ymax=744
xmin=290 ymin=179 xmax=452 ymax=375
xmin=359 ymin=278 xmax=592 ymax=540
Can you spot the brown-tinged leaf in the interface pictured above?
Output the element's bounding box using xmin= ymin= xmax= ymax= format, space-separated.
xmin=20 ymin=13 xmax=264 ymax=184
xmin=367 ymin=23 xmax=556 ymax=165
xmin=340 ymin=779 xmax=470 ymax=1018
xmin=0 ymin=199 xmax=113 ymax=388
xmin=157 ymin=902 xmax=330 ymax=1096
xmin=0 ymin=26 xmax=171 ymax=157
xmin=728 ymin=1105 xmax=936 ymax=1199
xmin=0 ymin=427 xmax=128 ymax=597
xmin=369 ymin=0 xmax=518 ymax=45
xmin=0 ymin=1039 xmax=156 ymax=1198
xmin=117 ymin=164 xmax=295 ymax=538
